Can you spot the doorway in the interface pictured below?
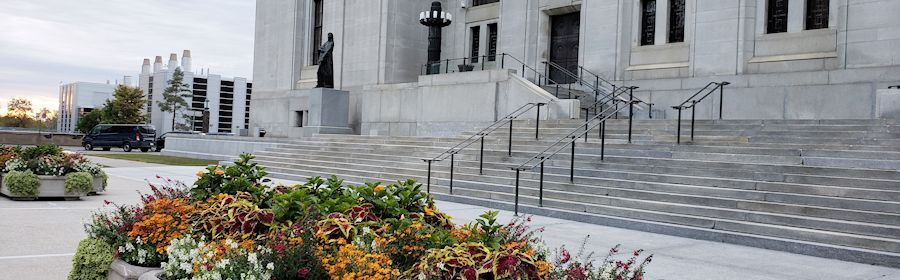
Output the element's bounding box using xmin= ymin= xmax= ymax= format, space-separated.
xmin=549 ymin=12 xmax=580 ymax=84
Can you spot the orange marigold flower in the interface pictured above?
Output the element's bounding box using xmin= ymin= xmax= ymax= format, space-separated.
xmin=196 ymin=171 xmax=205 ymax=177
xmin=214 ymin=168 xmax=225 ymax=175
xmin=373 ymin=185 xmax=386 ymax=193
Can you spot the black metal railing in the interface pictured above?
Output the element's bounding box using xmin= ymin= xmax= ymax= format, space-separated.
xmin=670 ymin=81 xmax=730 ymax=144
xmin=509 ymin=101 xmax=635 ymax=215
xmin=422 ymin=102 xmax=546 ymax=194
xmin=421 ymin=55 xmax=500 ymax=75
xmin=544 ymin=61 xmax=654 ymax=120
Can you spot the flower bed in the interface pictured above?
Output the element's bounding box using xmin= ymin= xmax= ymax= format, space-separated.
xmin=71 ymin=154 xmax=652 ymax=280
xmin=0 ymin=144 xmax=107 ymax=200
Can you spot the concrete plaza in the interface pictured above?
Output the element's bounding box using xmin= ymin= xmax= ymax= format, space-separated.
xmin=0 ymin=159 xmax=898 ymax=279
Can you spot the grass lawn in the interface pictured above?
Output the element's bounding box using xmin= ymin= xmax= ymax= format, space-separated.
xmin=90 ymin=154 xmax=218 ymax=166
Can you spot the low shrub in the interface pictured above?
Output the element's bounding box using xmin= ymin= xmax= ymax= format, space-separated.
xmin=19 ymin=144 xmax=63 ymax=161
xmin=65 ymin=172 xmax=94 ymax=194
xmin=4 ymin=170 xmax=40 ymax=197
xmin=191 ymin=153 xmax=270 ymax=202
xmin=68 ymin=238 xmax=113 ymax=280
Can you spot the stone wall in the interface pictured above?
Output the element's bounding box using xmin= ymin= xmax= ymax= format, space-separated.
xmin=0 ymin=131 xmax=84 ymax=147
xmin=360 ymin=69 xmax=579 ymax=136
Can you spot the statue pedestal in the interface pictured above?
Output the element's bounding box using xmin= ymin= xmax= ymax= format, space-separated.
xmin=298 ymin=88 xmax=353 ymax=137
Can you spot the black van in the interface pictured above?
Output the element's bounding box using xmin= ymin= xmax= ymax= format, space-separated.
xmin=82 ymin=124 xmax=157 ymax=152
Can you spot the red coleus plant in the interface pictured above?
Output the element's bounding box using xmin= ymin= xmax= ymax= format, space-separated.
xmin=193 ymin=192 xmax=275 ymax=241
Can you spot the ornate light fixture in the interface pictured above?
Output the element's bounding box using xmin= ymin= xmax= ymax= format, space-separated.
xmin=419 ymin=1 xmax=452 ymax=74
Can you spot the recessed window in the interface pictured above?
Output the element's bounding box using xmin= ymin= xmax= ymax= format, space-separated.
xmin=805 ymin=0 xmax=829 ymax=30
xmin=640 ymin=0 xmax=656 ymax=46
xmin=311 ymin=0 xmax=324 ymax=65
xmin=766 ymin=0 xmax=788 ymax=34
xmin=472 ymin=0 xmax=499 ymax=6
xmin=668 ymin=0 xmax=685 ymax=43
xmin=470 ymin=26 xmax=481 ymax=63
xmin=487 ymin=23 xmax=498 ymax=61
xmin=295 ymin=111 xmax=308 ymax=127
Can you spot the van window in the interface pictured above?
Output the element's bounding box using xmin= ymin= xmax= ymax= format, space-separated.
xmin=140 ymin=126 xmax=156 ymax=134
xmin=99 ymin=126 xmax=112 ymax=134
xmin=90 ymin=127 xmax=101 ymax=135
xmin=110 ymin=126 xmax=132 ymax=133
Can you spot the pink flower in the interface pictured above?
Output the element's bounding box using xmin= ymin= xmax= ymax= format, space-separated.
xmin=297 ymin=267 xmax=310 ymax=278
xmin=560 ymin=248 xmax=571 ymax=264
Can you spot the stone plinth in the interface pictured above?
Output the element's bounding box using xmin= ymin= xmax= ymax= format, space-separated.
xmin=301 ymin=88 xmax=353 ymax=137
xmin=877 ymin=88 xmax=900 ymax=119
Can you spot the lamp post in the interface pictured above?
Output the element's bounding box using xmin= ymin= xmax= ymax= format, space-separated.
xmin=419 ymin=1 xmax=452 ymax=74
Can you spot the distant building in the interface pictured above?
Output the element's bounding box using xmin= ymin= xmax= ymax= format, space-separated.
xmin=139 ymin=50 xmax=252 ymax=134
xmin=56 ymin=81 xmax=120 ymax=133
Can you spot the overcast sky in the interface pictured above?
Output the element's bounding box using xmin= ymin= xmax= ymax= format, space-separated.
xmin=0 ymin=0 xmax=256 ymax=113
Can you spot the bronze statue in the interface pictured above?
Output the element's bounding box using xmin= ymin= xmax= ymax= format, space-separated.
xmin=316 ymin=33 xmax=335 ymax=88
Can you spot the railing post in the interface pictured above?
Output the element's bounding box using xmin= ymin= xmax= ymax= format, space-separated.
xmin=508 ymin=119 xmax=514 ymax=156
xmin=501 ymin=54 xmax=505 ymax=69
xmin=479 ymin=135 xmax=485 ymax=175
xmin=535 ymin=104 xmax=541 ymax=140
xmin=539 ymin=159 xmax=544 ymax=207
xmin=719 ymin=83 xmax=725 ymax=120
xmin=676 ymin=108 xmax=683 ymax=144
xmin=426 ymin=160 xmax=432 ymax=193
xmin=481 ymin=56 xmax=486 ymax=71
xmin=555 ymin=85 xmax=560 ymax=98
xmin=514 ymin=169 xmax=520 ymax=216
xmin=628 ymin=89 xmax=634 ymax=144
xmin=691 ymin=101 xmax=697 ymax=142
xmin=570 ymin=136 xmax=576 ymax=182
xmin=449 ymin=153 xmax=455 ymax=194
xmin=649 ymin=104 xmax=654 ymax=119
xmin=522 ymin=65 xmax=525 ymax=78
xmin=601 ymin=120 xmax=606 ymax=160
xmin=584 ymin=108 xmax=589 ymax=142
xmin=445 ymin=59 xmax=450 ymax=74
xmin=614 ymin=102 xmax=619 ymax=119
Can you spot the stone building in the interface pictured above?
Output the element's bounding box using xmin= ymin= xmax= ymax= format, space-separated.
xmin=56 ymin=82 xmax=118 ymax=133
xmin=139 ymin=51 xmax=253 ymax=134
xmin=251 ymin=0 xmax=900 ymax=137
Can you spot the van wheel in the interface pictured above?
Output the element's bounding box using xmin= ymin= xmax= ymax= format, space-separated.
xmin=123 ymin=143 xmax=132 ymax=152
xmin=84 ymin=143 xmax=93 ymax=151
xmin=140 ymin=148 xmax=150 ymax=152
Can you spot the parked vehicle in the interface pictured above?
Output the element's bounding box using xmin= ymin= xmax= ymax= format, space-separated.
xmin=82 ymin=124 xmax=156 ymax=152
xmin=155 ymin=131 xmax=199 ymax=152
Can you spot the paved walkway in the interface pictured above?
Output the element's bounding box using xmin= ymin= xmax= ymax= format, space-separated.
xmin=0 ymin=164 xmax=898 ymax=279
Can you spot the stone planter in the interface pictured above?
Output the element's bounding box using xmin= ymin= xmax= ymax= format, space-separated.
xmin=138 ymin=269 xmax=163 ymax=280
xmin=108 ymin=258 xmax=160 ymax=280
xmin=91 ymin=175 xmax=105 ymax=194
xmin=0 ymin=174 xmax=88 ymax=200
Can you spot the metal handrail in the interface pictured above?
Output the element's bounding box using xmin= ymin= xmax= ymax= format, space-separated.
xmin=508 ymin=101 xmax=636 ymax=215
xmin=577 ymin=65 xmax=615 ymax=89
xmin=545 ymin=61 xmax=653 ymax=114
xmin=421 ymin=55 xmax=500 ymax=75
xmin=670 ymin=81 xmax=730 ymax=144
xmin=422 ymin=101 xmax=546 ymax=194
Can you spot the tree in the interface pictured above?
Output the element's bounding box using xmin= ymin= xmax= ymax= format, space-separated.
xmin=158 ymin=67 xmax=191 ymax=131
xmin=7 ymin=97 xmax=33 ymax=127
xmin=34 ymin=108 xmax=56 ymax=130
xmin=101 ymin=85 xmax=148 ymax=124
xmin=76 ymin=110 xmax=102 ymax=133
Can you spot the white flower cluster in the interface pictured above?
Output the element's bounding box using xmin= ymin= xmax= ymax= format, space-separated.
xmin=3 ymin=159 xmax=26 ymax=172
xmin=118 ymin=236 xmax=153 ymax=265
xmin=74 ymin=162 xmax=103 ymax=175
xmin=162 ymin=237 xmax=274 ymax=280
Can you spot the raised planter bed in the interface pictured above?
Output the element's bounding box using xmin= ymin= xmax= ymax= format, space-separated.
xmin=108 ymin=258 xmax=160 ymax=280
xmin=91 ymin=175 xmax=105 ymax=194
xmin=138 ymin=270 xmax=163 ymax=280
xmin=0 ymin=174 xmax=89 ymax=200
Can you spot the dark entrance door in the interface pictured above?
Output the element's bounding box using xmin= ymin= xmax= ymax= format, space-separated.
xmin=549 ymin=12 xmax=580 ymax=84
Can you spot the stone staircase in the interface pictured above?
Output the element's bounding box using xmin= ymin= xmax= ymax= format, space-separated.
xmin=251 ymin=119 xmax=900 ymax=267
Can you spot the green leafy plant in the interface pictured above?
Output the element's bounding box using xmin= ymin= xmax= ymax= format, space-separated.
xmin=4 ymin=170 xmax=40 ymax=197
xmin=19 ymin=144 xmax=63 ymax=161
xmin=68 ymin=238 xmax=114 ymax=280
xmin=194 ymin=192 xmax=275 ymax=241
xmin=271 ymin=176 xmax=358 ymax=223
xmin=65 ymin=172 xmax=94 ymax=194
xmin=357 ymin=179 xmax=431 ymax=220
xmin=191 ymin=153 xmax=270 ymax=202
